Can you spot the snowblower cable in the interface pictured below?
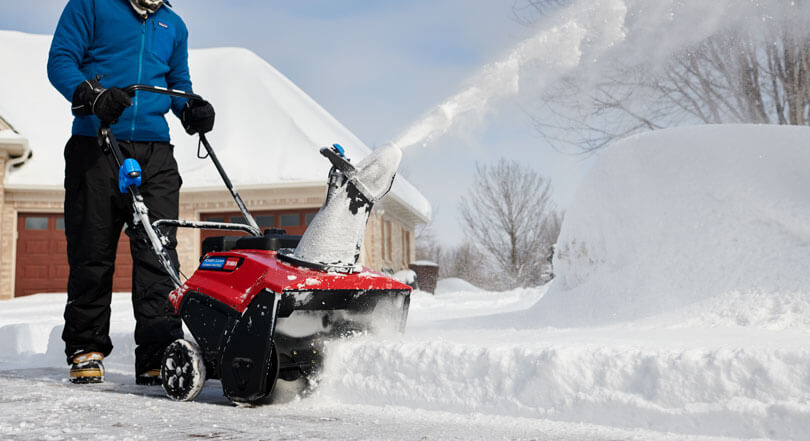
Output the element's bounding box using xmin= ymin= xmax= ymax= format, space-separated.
xmin=197 ymin=133 xmax=261 ymax=235
xmin=196 ymin=138 xmax=208 ymax=159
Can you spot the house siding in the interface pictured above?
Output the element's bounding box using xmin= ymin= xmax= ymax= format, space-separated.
xmin=0 ymin=150 xmax=12 ymax=299
xmin=365 ymin=212 xmax=414 ymax=274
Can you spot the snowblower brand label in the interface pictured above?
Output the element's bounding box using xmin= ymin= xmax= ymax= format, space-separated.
xmin=200 ymin=257 xmax=241 ymax=272
xmin=200 ymin=257 xmax=226 ymax=270
xmin=224 ymin=257 xmax=240 ymax=270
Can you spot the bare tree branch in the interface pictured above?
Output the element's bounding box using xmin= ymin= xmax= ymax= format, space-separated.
xmin=458 ymin=159 xmax=561 ymax=288
xmin=516 ymin=0 xmax=810 ymax=152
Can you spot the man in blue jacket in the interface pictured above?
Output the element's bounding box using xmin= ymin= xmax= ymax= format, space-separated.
xmin=47 ymin=0 xmax=214 ymax=385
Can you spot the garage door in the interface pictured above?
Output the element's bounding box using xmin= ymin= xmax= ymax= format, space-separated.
xmin=15 ymin=213 xmax=134 ymax=297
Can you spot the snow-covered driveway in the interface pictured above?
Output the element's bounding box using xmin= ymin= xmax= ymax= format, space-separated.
xmin=0 ymin=366 xmax=749 ymax=441
xmin=0 ymin=285 xmax=806 ymax=440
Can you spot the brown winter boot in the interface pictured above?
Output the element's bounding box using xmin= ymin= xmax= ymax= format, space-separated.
xmin=136 ymin=368 xmax=162 ymax=386
xmin=69 ymin=352 xmax=105 ymax=384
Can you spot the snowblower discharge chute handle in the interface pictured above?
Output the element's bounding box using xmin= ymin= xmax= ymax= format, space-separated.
xmin=320 ymin=144 xmax=355 ymax=175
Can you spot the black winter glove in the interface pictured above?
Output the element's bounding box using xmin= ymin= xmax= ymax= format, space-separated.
xmin=181 ymin=99 xmax=215 ymax=135
xmin=71 ymin=79 xmax=132 ymax=124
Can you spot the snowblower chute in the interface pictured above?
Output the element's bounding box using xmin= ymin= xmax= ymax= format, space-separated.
xmin=99 ymin=85 xmax=411 ymax=405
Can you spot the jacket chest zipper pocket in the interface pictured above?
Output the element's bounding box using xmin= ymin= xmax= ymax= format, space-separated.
xmin=151 ymin=19 xmax=175 ymax=63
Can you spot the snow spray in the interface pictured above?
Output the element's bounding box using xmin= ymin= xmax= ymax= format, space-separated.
xmin=391 ymin=0 xmax=628 ymax=151
xmin=390 ymin=0 xmax=766 ymax=151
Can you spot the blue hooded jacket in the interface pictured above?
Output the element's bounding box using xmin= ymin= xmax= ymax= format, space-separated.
xmin=48 ymin=0 xmax=192 ymax=142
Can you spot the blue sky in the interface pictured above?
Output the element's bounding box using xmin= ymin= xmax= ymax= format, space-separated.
xmin=0 ymin=0 xmax=592 ymax=246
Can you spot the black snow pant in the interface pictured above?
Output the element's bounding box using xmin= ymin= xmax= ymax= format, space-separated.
xmin=62 ymin=135 xmax=183 ymax=376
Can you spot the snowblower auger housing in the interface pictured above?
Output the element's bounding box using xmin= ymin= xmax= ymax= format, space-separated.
xmin=170 ymin=249 xmax=410 ymax=403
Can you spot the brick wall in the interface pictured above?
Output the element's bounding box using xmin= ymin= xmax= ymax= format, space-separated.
xmin=176 ymin=202 xmax=197 ymax=279
xmin=0 ymin=151 xmax=10 ymax=299
xmin=364 ymin=212 xmax=414 ymax=274
xmin=0 ymin=204 xmax=15 ymax=300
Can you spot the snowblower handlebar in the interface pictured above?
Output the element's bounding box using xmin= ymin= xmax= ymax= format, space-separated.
xmin=123 ymin=84 xmax=204 ymax=102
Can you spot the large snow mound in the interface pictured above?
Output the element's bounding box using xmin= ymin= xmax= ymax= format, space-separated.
xmin=535 ymin=124 xmax=810 ymax=327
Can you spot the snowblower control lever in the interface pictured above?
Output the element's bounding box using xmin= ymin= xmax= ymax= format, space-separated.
xmin=198 ymin=133 xmax=261 ymax=235
xmin=118 ymin=158 xmax=142 ymax=193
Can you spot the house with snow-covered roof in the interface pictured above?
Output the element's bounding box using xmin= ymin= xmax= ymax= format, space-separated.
xmin=0 ymin=30 xmax=431 ymax=299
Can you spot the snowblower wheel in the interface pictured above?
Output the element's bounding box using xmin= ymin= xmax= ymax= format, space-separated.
xmin=257 ymin=343 xmax=281 ymax=405
xmin=161 ymin=339 xmax=207 ymax=402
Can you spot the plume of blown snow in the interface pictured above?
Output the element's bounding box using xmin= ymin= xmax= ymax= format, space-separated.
xmin=392 ymin=0 xmax=628 ymax=150
xmin=392 ymin=0 xmax=797 ymax=151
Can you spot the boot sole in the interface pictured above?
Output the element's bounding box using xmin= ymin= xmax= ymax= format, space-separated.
xmin=70 ymin=375 xmax=104 ymax=384
xmin=136 ymin=376 xmax=163 ymax=386
xmin=70 ymin=367 xmax=104 ymax=384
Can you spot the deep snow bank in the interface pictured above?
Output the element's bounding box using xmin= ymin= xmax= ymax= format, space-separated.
xmin=535 ymin=125 xmax=810 ymax=327
xmin=318 ymin=280 xmax=810 ymax=440
xmin=319 ymin=328 xmax=810 ymax=440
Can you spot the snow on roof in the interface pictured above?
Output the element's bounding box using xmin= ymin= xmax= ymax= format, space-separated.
xmin=0 ymin=115 xmax=15 ymax=131
xmin=0 ymin=30 xmax=431 ymax=221
xmin=529 ymin=124 xmax=810 ymax=327
xmin=0 ymin=129 xmax=30 ymax=160
xmin=0 ymin=31 xmax=69 ymax=187
xmin=0 ymin=129 xmax=25 ymax=143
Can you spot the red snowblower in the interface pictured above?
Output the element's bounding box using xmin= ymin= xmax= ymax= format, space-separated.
xmin=101 ymin=85 xmax=411 ymax=405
